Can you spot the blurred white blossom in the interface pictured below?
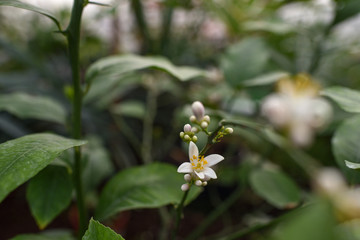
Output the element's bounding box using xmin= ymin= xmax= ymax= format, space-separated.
xmin=261 ymin=74 xmax=332 ymax=147
xmin=315 ymin=168 xmax=360 ymax=222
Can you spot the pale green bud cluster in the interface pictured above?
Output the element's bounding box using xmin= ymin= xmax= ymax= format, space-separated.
xmin=180 ymin=123 xmax=198 ymax=143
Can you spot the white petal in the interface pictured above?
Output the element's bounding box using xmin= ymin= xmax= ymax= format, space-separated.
xmin=177 ymin=162 xmax=193 ymax=173
xmin=189 ymin=141 xmax=199 ymax=160
xmin=204 ymin=154 xmax=224 ymax=167
xmin=203 ymin=167 xmax=217 ymax=179
xmin=195 ymin=171 xmax=205 ymax=179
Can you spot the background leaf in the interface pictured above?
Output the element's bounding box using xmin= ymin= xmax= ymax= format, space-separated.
xmin=272 ymin=203 xmax=337 ymax=240
xmin=110 ymin=100 xmax=146 ymax=119
xmin=10 ymin=230 xmax=75 ymax=240
xmin=321 ymin=86 xmax=360 ymax=113
xmin=82 ymin=219 xmax=124 ymax=240
xmin=95 ymin=163 xmax=202 ymax=221
xmin=26 ymin=165 xmax=73 ymax=229
xmin=332 ymin=115 xmax=360 ymax=183
xmin=82 ymin=136 xmax=114 ymax=192
xmin=85 ymin=54 xmax=205 ymax=84
xmin=0 ymin=133 xmax=86 ymax=203
xmin=0 ymin=93 xmax=66 ymax=124
xmin=249 ymin=168 xmax=301 ymax=209
xmin=0 ymin=0 xmax=61 ymax=31
xmin=220 ymin=37 xmax=270 ymax=88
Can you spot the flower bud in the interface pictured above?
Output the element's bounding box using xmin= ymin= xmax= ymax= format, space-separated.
xmin=181 ymin=183 xmax=189 ymax=191
xmin=184 ymin=124 xmax=192 ymax=132
xmin=192 ymin=136 xmax=198 ymax=142
xmin=202 ymin=181 xmax=208 ymax=186
xmin=184 ymin=135 xmax=190 ymax=141
xmin=192 ymin=101 xmax=205 ymax=121
xmin=203 ymin=115 xmax=210 ymax=123
xmin=225 ymin=127 xmax=233 ymax=134
xmin=201 ymin=121 xmax=208 ymax=129
xmin=195 ymin=180 xmax=203 ymax=186
xmin=190 ymin=115 xmax=196 ymax=123
xmin=184 ymin=174 xmax=192 ymax=182
xmin=180 ymin=132 xmax=184 ymax=138
xmin=191 ymin=127 xmax=199 ymax=133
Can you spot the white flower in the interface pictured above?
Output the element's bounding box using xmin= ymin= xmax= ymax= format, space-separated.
xmin=261 ymin=74 xmax=332 ymax=147
xmin=177 ymin=141 xmax=224 ymax=180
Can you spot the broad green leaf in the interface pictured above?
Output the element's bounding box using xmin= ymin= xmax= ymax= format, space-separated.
xmin=321 ymin=86 xmax=360 ymax=113
xmin=220 ymin=37 xmax=269 ymax=88
xmin=84 ymin=73 xmax=141 ymax=106
xmin=95 ymin=163 xmax=202 ymax=221
xmin=273 ymin=202 xmax=337 ymax=240
xmin=110 ymin=100 xmax=146 ymax=119
xmin=27 ymin=165 xmax=73 ymax=229
xmin=0 ymin=93 xmax=66 ymax=124
xmin=82 ymin=219 xmax=124 ymax=240
xmin=332 ymin=0 xmax=360 ymax=26
xmin=0 ymin=133 xmax=86 ymax=203
xmin=243 ymin=71 xmax=289 ymax=87
xmin=10 ymin=230 xmax=75 ymax=240
xmin=85 ymin=54 xmax=205 ymax=84
xmin=250 ymin=169 xmax=301 ymax=209
xmin=0 ymin=0 xmax=61 ymax=31
xmin=332 ymin=115 xmax=360 ymax=183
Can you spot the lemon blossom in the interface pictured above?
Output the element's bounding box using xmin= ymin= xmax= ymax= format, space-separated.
xmin=261 ymin=74 xmax=332 ymax=147
xmin=177 ymin=141 xmax=224 ymax=181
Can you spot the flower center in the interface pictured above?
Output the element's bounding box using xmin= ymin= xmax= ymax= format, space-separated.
xmin=191 ymin=155 xmax=208 ymax=171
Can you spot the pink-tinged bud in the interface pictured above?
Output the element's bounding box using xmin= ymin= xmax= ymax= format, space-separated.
xmin=181 ymin=183 xmax=189 ymax=191
xmin=192 ymin=101 xmax=205 ymax=121
xmin=184 ymin=124 xmax=192 ymax=132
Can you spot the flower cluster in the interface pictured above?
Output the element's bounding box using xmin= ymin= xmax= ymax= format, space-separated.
xmin=315 ymin=168 xmax=360 ymax=222
xmin=261 ymin=74 xmax=332 ymax=147
xmin=177 ymin=101 xmax=233 ymax=191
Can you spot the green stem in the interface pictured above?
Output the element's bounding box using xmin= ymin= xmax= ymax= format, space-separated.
xmin=159 ymin=1 xmax=174 ymax=54
xmin=141 ymin=86 xmax=157 ymax=164
xmin=172 ymin=186 xmax=190 ymax=240
xmin=185 ymin=186 xmax=243 ymax=240
xmin=131 ymin=0 xmax=153 ymax=53
xmin=66 ymin=0 xmax=87 ymax=237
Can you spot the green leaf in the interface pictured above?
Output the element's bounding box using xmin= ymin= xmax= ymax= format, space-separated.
xmin=332 ymin=115 xmax=360 ymax=183
xmin=85 ymin=54 xmax=205 ymax=84
xmin=0 ymin=93 xmax=67 ymax=124
xmin=95 ymin=163 xmax=202 ymax=221
xmin=249 ymin=168 xmax=301 ymax=209
xmin=273 ymin=202 xmax=337 ymax=240
xmin=110 ymin=100 xmax=146 ymax=119
xmin=243 ymin=71 xmax=289 ymax=87
xmin=0 ymin=133 xmax=86 ymax=203
xmin=26 ymin=165 xmax=73 ymax=229
xmin=10 ymin=230 xmax=75 ymax=240
xmin=82 ymin=219 xmax=124 ymax=240
xmin=82 ymin=136 xmax=114 ymax=192
xmin=220 ymin=37 xmax=269 ymax=88
xmin=321 ymin=86 xmax=360 ymax=113
xmin=332 ymin=0 xmax=360 ymax=26
xmin=0 ymin=0 xmax=62 ymax=31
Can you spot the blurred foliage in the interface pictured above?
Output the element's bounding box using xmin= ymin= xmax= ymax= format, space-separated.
xmin=1 ymin=0 xmax=360 ymax=239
